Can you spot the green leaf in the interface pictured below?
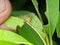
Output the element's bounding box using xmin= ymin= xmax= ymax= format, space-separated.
xmin=31 ymin=0 xmax=42 ymax=22
xmin=12 ymin=11 xmax=46 ymax=38
xmin=0 ymin=41 xmax=19 ymax=45
xmin=4 ymin=16 xmax=24 ymax=29
xmin=0 ymin=30 xmax=32 ymax=45
xmin=11 ymin=11 xmax=47 ymax=45
xmin=45 ymin=0 xmax=59 ymax=36
xmin=56 ymin=12 xmax=60 ymax=38
xmin=18 ymin=23 xmax=44 ymax=45
xmin=31 ymin=0 xmax=38 ymax=11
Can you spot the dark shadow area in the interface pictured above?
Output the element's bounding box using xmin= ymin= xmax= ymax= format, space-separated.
xmin=53 ymin=30 xmax=60 ymax=45
xmin=37 ymin=0 xmax=48 ymax=25
xmin=10 ymin=0 xmax=36 ymax=12
xmin=10 ymin=0 xmax=28 ymax=10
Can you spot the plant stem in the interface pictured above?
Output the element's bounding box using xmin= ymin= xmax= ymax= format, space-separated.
xmin=45 ymin=33 xmax=50 ymax=45
xmin=36 ymin=9 xmax=43 ymax=23
xmin=49 ymin=36 xmax=53 ymax=45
